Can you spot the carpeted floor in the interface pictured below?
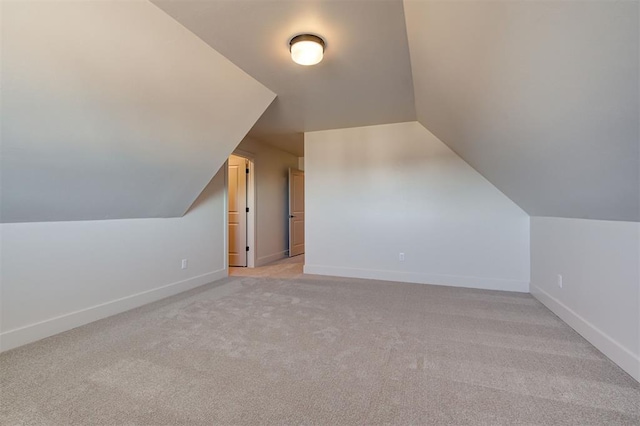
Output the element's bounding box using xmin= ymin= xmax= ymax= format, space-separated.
xmin=1 ymin=262 xmax=639 ymax=424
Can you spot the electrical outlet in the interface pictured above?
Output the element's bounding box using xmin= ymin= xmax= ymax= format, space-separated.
xmin=399 ymin=253 xmax=405 ymax=262
xmin=181 ymin=259 xmax=188 ymax=270
xmin=557 ymin=274 xmax=563 ymax=288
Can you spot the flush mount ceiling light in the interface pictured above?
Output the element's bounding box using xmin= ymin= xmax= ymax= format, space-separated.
xmin=289 ymin=34 xmax=325 ymax=66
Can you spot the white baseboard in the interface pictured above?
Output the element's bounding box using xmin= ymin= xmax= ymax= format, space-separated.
xmin=256 ymin=250 xmax=289 ymax=267
xmin=0 ymin=268 xmax=228 ymax=353
xmin=531 ymin=284 xmax=639 ymax=382
xmin=303 ymin=264 xmax=529 ymax=293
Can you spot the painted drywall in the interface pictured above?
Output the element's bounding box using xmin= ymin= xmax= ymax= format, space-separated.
xmin=304 ymin=122 xmax=530 ymax=291
xmin=235 ymin=138 xmax=299 ymax=266
xmin=530 ymin=217 xmax=640 ymax=381
xmin=153 ymin=0 xmax=415 ymax=147
xmin=1 ymin=0 xmax=274 ymax=223
xmin=0 ymin=169 xmax=227 ymax=351
xmin=405 ymin=0 xmax=639 ymax=221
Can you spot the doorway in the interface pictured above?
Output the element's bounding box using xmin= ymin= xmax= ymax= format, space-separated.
xmin=288 ymin=168 xmax=305 ymax=257
xmin=227 ymin=153 xmax=255 ymax=267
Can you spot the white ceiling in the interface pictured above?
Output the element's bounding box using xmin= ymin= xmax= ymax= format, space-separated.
xmin=405 ymin=0 xmax=639 ymax=221
xmin=152 ymin=0 xmax=416 ymax=157
xmin=1 ymin=0 xmax=274 ymax=222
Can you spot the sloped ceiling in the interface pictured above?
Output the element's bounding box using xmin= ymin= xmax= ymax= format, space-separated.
xmin=3 ymin=0 xmax=636 ymax=224
xmin=152 ymin=0 xmax=416 ymax=157
xmin=405 ymin=0 xmax=639 ymax=222
xmin=1 ymin=0 xmax=275 ymax=223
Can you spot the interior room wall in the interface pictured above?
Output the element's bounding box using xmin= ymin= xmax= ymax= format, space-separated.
xmin=530 ymin=216 xmax=640 ymax=381
xmin=304 ymin=121 xmax=530 ymax=292
xmin=235 ymin=138 xmax=300 ymax=266
xmin=0 ymin=169 xmax=227 ymax=352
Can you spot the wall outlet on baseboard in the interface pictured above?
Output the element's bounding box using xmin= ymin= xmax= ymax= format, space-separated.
xmin=557 ymin=274 xmax=563 ymax=288
xmin=181 ymin=259 xmax=188 ymax=270
xmin=399 ymin=252 xmax=405 ymax=262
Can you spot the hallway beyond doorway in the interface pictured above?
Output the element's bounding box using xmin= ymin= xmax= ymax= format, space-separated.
xmin=230 ymin=255 xmax=304 ymax=279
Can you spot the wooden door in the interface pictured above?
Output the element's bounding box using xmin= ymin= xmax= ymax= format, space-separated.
xmin=228 ymin=155 xmax=247 ymax=266
xmin=288 ymin=168 xmax=305 ymax=257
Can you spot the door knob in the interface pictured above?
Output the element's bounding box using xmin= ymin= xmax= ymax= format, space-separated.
xmin=289 ymin=215 xmax=295 ymax=218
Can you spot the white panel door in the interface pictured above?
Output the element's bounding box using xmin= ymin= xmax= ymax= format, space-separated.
xmin=228 ymin=155 xmax=247 ymax=266
xmin=289 ymin=168 xmax=305 ymax=257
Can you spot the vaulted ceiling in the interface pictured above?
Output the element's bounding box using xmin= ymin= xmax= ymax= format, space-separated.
xmin=405 ymin=0 xmax=639 ymax=222
xmin=152 ymin=0 xmax=416 ymax=157
xmin=2 ymin=0 xmax=638 ymax=223
xmin=1 ymin=0 xmax=274 ymax=223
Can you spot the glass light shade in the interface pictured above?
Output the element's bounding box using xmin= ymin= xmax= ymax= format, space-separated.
xmin=290 ymin=35 xmax=324 ymax=66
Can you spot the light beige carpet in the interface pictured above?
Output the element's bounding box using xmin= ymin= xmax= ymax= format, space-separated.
xmin=1 ymin=273 xmax=639 ymax=425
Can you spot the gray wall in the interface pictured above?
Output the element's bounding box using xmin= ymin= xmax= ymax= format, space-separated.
xmin=305 ymin=122 xmax=530 ymax=291
xmin=1 ymin=168 xmax=227 ymax=351
xmin=530 ymin=217 xmax=640 ymax=381
xmin=1 ymin=0 xmax=274 ymax=223
xmin=405 ymin=0 xmax=639 ymax=221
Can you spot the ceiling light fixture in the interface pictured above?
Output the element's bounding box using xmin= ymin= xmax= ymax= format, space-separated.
xmin=289 ymin=34 xmax=325 ymax=66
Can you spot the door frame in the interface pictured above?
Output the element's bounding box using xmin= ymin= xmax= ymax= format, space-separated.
xmin=225 ymin=149 xmax=256 ymax=268
xmin=288 ymin=168 xmax=305 ymax=257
